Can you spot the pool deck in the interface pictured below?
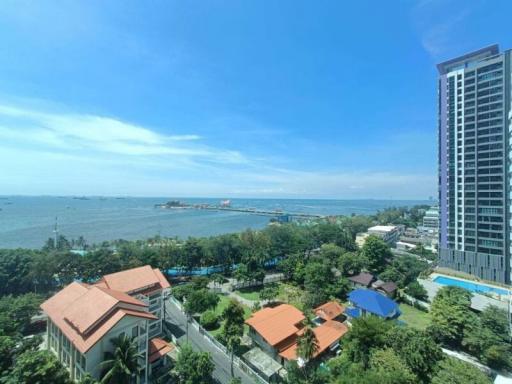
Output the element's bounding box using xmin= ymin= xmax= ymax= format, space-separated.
xmin=431 ymin=273 xmax=511 ymax=296
xmin=419 ymin=275 xmax=510 ymax=313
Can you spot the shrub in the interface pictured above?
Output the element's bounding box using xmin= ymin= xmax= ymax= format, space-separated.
xmin=200 ymin=310 xmax=219 ymax=330
xmin=405 ymin=281 xmax=429 ymax=302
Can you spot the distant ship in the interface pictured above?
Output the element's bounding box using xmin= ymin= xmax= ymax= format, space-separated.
xmin=220 ymin=199 xmax=231 ymax=207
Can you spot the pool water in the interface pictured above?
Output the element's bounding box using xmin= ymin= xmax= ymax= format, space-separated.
xmin=434 ymin=276 xmax=510 ymax=296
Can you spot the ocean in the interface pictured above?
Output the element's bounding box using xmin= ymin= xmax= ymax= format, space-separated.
xmin=0 ymin=196 xmax=430 ymax=249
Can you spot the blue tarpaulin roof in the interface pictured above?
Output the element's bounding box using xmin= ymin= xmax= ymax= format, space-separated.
xmin=345 ymin=307 xmax=361 ymax=318
xmin=348 ymin=289 xmax=401 ymax=318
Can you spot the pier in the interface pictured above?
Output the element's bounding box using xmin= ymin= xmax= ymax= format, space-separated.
xmin=199 ymin=206 xmax=325 ymax=219
xmin=155 ymin=200 xmax=325 ymax=219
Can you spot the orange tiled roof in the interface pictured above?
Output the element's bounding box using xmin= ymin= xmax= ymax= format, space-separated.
xmin=279 ymin=320 xmax=348 ymax=361
xmin=96 ymin=265 xmax=171 ymax=294
xmin=314 ymin=301 xmax=345 ymax=321
xmin=41 ymin=282 xmax=157 ymax=354
xmin=149 ymin=337 xmax=175 ymax=363
xmin=245 ymin=304 xmax=305 ymax=346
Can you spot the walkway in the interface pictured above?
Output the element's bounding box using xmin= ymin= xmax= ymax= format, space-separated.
xmin=164 ymin=298 xmax=258 ymax=384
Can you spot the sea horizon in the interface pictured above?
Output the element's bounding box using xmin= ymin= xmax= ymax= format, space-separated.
xmin=0 ymin=196 xmax=432 ymax=249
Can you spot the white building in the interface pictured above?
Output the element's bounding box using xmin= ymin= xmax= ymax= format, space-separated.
xmin=422 ymin=206 xmax=439 ymax=232
xmin=367 ymin=225 xmax=402 ymax=246
xmin=41 ymin=266 xmax=172 ymax=383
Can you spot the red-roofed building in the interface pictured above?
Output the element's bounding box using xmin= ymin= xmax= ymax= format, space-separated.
xmin=41 ymin=266 xmax=171 ymax=383
xmin=246 ymin=303 xmax=349 ymax=365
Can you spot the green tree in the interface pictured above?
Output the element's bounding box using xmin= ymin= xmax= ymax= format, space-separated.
xmin=341 ymin=316 xmax=392 ymax=368
xmin=483 ymin=343 xmax=512 ymax=371
xmin=359 ymin=236 xmax=392 ymax=274
xmin=431 ymin=357 xmax=491 ymax=384
xmin=221 ymin=300 xmax=245 ymax=377
xmin=0 ymin=335 xmax=16 ymax=376
xmin=480 ymin=305 xmax=509 ymax=339
xmin=184 ymin=289 xmax=219 ymax=315
xmin=200 ymin=310 xmax=219 ymax=330
xmin=174 ymin=344 xmax=214 ymax=384
xmin=317 ymin=244 xmax=344 ymax=266
xmin=297 ymin=322 xmax=319 ymax=363
xmin=428 ymin=286 xmax=473 ymax=347
xmin=6 ymin=350 xmax=71 ymax=384
xmin=404 ymin=281 xmax=429 ymax=302
xmin=303 ymin=261 xmax=335 ymax=308
xmin=385 ymin=326 xmax=443 ymax=383
xmin=259 ymin=283 xmax=279 ymax=304
xmin=369 ymin=348 xmax=416 ymax=384
xmin=337 ymin=251 xmax=364 ymax=277
xmin=0 ymin=293 xmax=43 ymax=336
xmin=100 ymin=335 xmax=142 ymax=384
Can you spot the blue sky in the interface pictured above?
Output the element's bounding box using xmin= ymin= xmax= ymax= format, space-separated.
xmin=0 ymin=0 xmax=510 ymax=199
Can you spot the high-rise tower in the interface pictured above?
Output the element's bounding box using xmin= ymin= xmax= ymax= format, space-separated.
xmin=437 ymin=44 xmax=511 ymax=284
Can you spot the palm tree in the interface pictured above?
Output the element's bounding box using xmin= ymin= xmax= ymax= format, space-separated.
xmin=100 ymin=334 xmax=143 ymax=384
xmin=296 ymin=320 xmax=319 ymax=383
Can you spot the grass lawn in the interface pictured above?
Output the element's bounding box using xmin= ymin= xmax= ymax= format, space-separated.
xmin=209 ymin=294 xmax=252 ymax=337
xmin=399 ymin=303 xmax=431 ymax=330
xmin=234 ymin=286 xmax=263 ymax=301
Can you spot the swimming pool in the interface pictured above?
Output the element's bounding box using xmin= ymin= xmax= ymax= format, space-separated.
xmin=433 ymin=276 xmax=510 ymax=296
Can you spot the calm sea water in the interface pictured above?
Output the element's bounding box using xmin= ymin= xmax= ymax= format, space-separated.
xmin=0 ymin=196 xmax=430 ymax=249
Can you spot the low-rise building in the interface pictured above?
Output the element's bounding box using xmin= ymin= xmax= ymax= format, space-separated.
xmin=245 ymin=303 xmax=348 ymax=366
xmin=347 ymin=272 xmax=376 ymax=289
xmin=367 ymin=225 xmax=402 ymax=246
xmin=422 ymin=206 xmax=439 ymax=232
xmin=41 ymin=265 xmax=172 ymax=383
xmin=345 ymin=289 xmax=401 ymax=321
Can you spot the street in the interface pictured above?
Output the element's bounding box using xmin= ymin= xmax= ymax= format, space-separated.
xmin=165 ymin=299 xmax=257 ymax=384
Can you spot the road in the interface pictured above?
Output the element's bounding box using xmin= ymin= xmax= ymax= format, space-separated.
xmin=164 ymin=299 xmax=257 ymax=384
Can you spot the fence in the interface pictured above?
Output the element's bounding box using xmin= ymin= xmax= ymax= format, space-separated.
xmin=231 ymin=273 xmax=285 ymax=291
xmin=168 ymin=295 xmax=270 ymax=384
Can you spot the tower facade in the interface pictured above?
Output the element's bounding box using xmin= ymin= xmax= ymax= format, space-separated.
xmin=437 ymin=45 xmax=512 ymax=284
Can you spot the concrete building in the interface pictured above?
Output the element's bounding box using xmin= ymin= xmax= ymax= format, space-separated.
xmin=437 ymin=45 xmax=512 ymax=284
xmin=367 ymin=225 xmax=402 ymax=246
xmin=41 ymin=266 xmax=172 ymax=383
xmin=422 ymin=206 xmax=440 ymax=232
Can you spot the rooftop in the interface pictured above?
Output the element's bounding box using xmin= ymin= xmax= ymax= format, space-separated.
xmin=41 ymin=281 xmax=157 ymax=353
xmin=368 ymin=225 xmax=398 ymax=233
xmin=314 ymin=301 xmax=345 ymax=321
xmin=243 ymin=347 xmax=283 ymax=379
xmin=437 ymin=44 xmax=499 ymax=74
xmin=348 ymin=272 xmax=375 ymax=287
xmin=279 ymin=320 xmax=348 ymax=361
xmin=245 ymin=304 xmax=305 ymax=346
xmin=149 ymin=338 xmax=175 ymax=364
xmin=95 ymin=265 xmax=170 ymax=294
xmin=348 ymin=289 xmax=400 ymax=318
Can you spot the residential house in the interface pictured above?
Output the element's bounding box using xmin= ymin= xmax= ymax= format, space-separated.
xmin=41 ymin=265 xmax=172 ymax=383
xmin=245 ymin=303 xmax=348 ymax=366
xmin=345 ymin=289 xmax=401 ymax=321
xmin=372 ymin=280 xmax=398 ymax=298
xmin=347 ymin=272 xmax=376 ymax=289
xmin=314 ymin=301 xmax=345 ymax=324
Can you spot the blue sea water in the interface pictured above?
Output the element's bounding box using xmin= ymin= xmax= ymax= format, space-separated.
xmin=433 ymin=276 xmax=510 ymax=296
xmin=0 ymin=196 xmax=429 ymax=249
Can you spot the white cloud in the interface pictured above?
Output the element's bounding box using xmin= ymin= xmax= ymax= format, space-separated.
xmin=0 ymin=103 xmax=245 ymax=163
xmin=411 ymin=0 xmax=475 ymax=58
xmin=0 ymin=102 xmax=435 ymax=199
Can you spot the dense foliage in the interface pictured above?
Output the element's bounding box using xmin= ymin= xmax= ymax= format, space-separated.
xmin=174 ymin=344 xmax=215 ymax=384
